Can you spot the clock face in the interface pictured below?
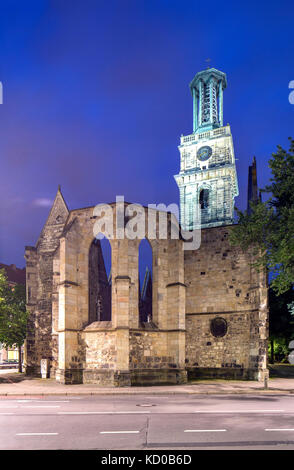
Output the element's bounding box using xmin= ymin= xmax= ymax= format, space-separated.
xmin=197 ymin=145 xmax=212 ymax=162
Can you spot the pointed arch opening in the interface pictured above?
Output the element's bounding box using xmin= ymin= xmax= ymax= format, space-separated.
xmin=138 ymin=238 xmax=153 ymax=323
xmin=88 ymin=236 xmax=112 ymax=323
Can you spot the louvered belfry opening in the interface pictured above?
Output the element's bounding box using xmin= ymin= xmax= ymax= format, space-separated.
xmin=199 ymin=188 xmax=209 ymax=209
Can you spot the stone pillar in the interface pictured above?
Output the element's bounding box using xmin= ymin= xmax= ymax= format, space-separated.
xmin=24 ymin=246 xmax=39 ymax=376
xmin=178 ymin=186 xmax=185 ymax=230
xmin=165 ymin=239 xmax=187 ymax=384
xmin=113 ymin=275 xmax=131 ymax=386
xmin=248 ymin=260 xmax=269 ymax=381
xmin=128 ymin=240 xmax=140 ymax=330
xmin=152 ymin=240 xmax=168 ymax=330
xmin=257 ymin=268 xmax=269 ymax=382
xmin=56 ymin=236 xmax=82 ymax=384
xmin=51 ymin=253 xmax=60 ymax=377
xmin=166 ymin=281 xmax=186 ymax=380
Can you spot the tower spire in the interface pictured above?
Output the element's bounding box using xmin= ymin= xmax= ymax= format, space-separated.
xmin=247 ymin=156 xmax=259 ymax=214
xmin=190 ymin=68 xmax=227 ymax=133
xmin=174 ymin=66 xmax=239 ymax=230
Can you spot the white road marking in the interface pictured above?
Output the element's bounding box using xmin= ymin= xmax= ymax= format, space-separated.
xmin=58 ymin=411 xmax=150 ymax=415
xmin=100 ymin=431 xmax=140 ymax=434
xmin=265 ymin=429 xmax=294 ymax=432
xmin=16 ymin=433 xmax=59 ymax=436
xmin=0 ymin=406 xmax=18 ymax=408
xmin=22 ymin=405 xmax=60 ymax=408
xmin=144 ymin=396 xmax=169 ymax=398
xmin=194 ymin=410 xmax=285 ymax=413
xmin=184 ymin=429 xmax=227 ymax=433
xmin=24 ymin=400 xmax=69 ymax=403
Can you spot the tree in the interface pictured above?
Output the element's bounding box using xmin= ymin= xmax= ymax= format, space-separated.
xmin=230 ymin=137 xmax=294 ymax=295
xmin=230 ymin=139 xmax=294 ymax=363
xmin=268 ymin=287 xmax=294 ymax=363
xmin=0 ymin=269 xmax=28 ymax=372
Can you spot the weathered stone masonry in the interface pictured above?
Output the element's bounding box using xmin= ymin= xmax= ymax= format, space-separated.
xmin=185 ymin=226 xmax=268 ymax=380
xmin=24 ymin=188 xmax=268 ymax=385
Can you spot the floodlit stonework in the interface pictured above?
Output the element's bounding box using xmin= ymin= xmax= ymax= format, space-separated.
xmin=175 ymin=68 xmax=239 ymax=230
xmin=24 ymin=190 xmax=268 ymax=385
xmin=24 ymin=67 xmax=269 ymax=386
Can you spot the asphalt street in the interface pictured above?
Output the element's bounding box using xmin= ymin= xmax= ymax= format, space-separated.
xmin=1 ymin=394 xmax=294 ymax=450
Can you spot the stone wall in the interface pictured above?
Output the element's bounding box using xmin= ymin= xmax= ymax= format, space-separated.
xmin=24 ymin=188 xmax=69 ymax=377
xmin=130 ymin=330 xmax=170 ymax=368
xmin=30 ymin=202 xmax=186 ymax=385
xmin=25 ymin=192 xmax=268 ymax=385
xmin=186 ymin=313 xmax=251 ymax=378
xmin=82 ymin=324 xmax=116 ymax=366
xmin=129 ymin=330 xmax=187 ymax=385
xmin=24 ymin=246 xmax=38 ymax=374
xmin=184 ymin=225 xmax=268 ymax=380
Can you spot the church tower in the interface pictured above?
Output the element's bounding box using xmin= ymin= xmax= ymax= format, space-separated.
xmin=174 ymin=67 xmax=239 ymax=230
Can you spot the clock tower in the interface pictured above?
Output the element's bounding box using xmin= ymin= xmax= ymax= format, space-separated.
xmin=174 ymin=67 xmax=239 ymax=230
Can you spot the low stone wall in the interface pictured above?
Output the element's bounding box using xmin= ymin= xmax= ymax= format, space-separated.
xmin=83 ymin=369 xmax=131 ymax=386
xmin=131 ymin=368 xmax=187 ymax=386
xmin=129 ymin=330 xmax=187 ymax=385
xmin=82 ymin=323 xmax=117 ymax=371
xmin=187 ymin=367 xmax=259 ymax=381
xmin=130 ymin=330 xmax=175 ymax=369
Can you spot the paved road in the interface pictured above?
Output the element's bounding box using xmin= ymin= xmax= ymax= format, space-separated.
xmin=1 ymin=394 xmax=294 ymax=450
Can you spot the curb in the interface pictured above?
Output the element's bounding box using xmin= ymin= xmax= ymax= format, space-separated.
xmin=0 ymin=389 xmax=293 ymax=397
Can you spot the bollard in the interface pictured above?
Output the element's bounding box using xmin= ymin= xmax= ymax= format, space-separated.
xmin=40 ymin=358 xmax=49 ymax=379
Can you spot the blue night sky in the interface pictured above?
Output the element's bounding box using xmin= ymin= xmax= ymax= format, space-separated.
xmin=0 ymin=0 xmax=293 ymax=268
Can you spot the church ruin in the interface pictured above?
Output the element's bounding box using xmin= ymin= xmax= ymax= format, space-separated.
xmin=24 ymin=68 xmax=268 ymax=385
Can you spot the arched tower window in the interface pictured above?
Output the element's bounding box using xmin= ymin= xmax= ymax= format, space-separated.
xmin=138 ymin=239 xmax=152 ymax=323
xmin=88 ymin=236 xmax=111 ymax=323
xmin=199 ymin=188 xmax=209 ymax=210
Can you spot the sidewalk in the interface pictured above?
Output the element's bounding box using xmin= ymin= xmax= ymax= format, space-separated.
xmin=0 ymin=370 xmax=294 ymax=396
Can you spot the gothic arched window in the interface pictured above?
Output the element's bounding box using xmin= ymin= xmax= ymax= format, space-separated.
xmin=88 ymin=236 xmax=111 ymax=323
xmin=199 ymin=188 xmax=209 ymax=210
xmin=138 ymin=239 xmax=153 ymax=323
